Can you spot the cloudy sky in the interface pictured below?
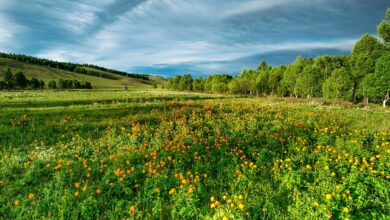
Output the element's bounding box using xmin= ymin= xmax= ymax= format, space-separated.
xmin=0 ymin=0 xmax=388 ymax=76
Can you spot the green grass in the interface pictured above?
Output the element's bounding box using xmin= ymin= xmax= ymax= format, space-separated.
xmin=0 ymin=91 xmax=389 ymax=219
xmin=0 ymin=58 xmax=166 ymax=89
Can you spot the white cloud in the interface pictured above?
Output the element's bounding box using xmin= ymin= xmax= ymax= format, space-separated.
xmin=0 ymin=15 xmax=25 ymax=52
xmin=222 ymin=0 xmax=292 ymax=18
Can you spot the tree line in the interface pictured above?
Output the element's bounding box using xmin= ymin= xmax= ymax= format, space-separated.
xmin=48 ymin=79 xmax=92 ymax=89
xmin=0 ymin=68 xmax=92 ymax=90
xmin=166 ymin=8 xmax=390 ymax=107
xmin=0 ymin=53 xmax=149 ymax=80
xmin=0 ymin=68 xmax=45 ymax=89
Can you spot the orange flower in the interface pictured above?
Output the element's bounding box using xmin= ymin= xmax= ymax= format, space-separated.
xmin=28 ymin=193 xmax=34 ymax=200
xmin=96 ymin=189 xmax=102 ymax=195
xmin=14 ymin=200 xmax=20 ymax=206
xmin=75 ymin=182 xmax=80 ymax=188
xmin=74 ymin=191 xmax=79 ymax=197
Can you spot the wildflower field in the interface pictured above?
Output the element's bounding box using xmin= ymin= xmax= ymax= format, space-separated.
xmin=0 ymin=90 xmax=389 ymax=219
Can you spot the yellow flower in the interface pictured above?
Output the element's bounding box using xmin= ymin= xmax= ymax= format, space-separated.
xmin=169 ymin=188 xmax=176 ymax=195
xmin=210 ymin=203 xmax=216 ymax=208
xmin=343 ymin=207 xmax=349 ymax=213
xmin=14 ymin=200 xmax=20 ymax=206
xmin=82 ymin=185 xmax=87 ymax=192
xmin=74 ymin=191 xmax=79 ymax=197
xmin=210 ymin=196 xmax=215 ymax=202
xmin=238 ymin=195 xmax=243 ymax=200
xmin=222 ymin=216 xmax=229 ymax=220
xmin=129 ymin=205 xmax=135 ymax=213
xmin=313 ymin=201 xmax=319 ymax=207
xmin=75 ymin=182 xmax=80 ymax=188
xmin=154 ymin=188 xmax=160 ymax=193
xmin=238 ymin=203 xmax=244 ymax=210
xmin=325 ymin=194 xmax=332 ymax=200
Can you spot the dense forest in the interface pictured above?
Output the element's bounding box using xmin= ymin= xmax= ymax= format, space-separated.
xmin=0 ymin=53 xmax=149 ymax=80
xmin=166 ymin=9 xmax=390 ymax=107
xmin=0 ymin=68 xmax=92 ymax=90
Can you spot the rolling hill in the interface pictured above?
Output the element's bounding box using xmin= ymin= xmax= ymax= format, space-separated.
xmin=0 ymin=55 xmax=166 ymax=89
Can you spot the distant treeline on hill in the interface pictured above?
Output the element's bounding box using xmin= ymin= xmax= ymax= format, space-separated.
xmin=0 ymin=68 xmax=92 ymax=90
xmin=166 ymin=8 xmax=390 ymax=107
xmin=0 ymin=52 xmax=149 ymax=81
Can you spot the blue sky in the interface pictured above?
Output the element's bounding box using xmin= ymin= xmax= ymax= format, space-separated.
xmin=0 ymin=0 xmax=388 ymax=76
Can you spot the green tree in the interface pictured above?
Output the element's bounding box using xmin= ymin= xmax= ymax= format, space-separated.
xmin=362 ymin=54 xmax=390 ymax=107
xmin=350 ymin=34 xmax=384 ymax=102
xmin=193 ymin=77 xmax=204 ymax=92
xmin=81 ymin=81 xmax=92 ymax=89
xmin=48 ymin=80 xmax=57 ymax=89
xmin=377 ymin=8 xmax=390 ymax=44
xmin=72 ymin=80 xmax=81 ymax=89
xmin=14 ymin=71 xmax=28 ymax=88
xmin=256 ymin=71 xmax=269 ymax=95
xmin=268 ymin=66 xmax=285 ymax=95
xmin=57 ymin=79 xmax=65 ymax=89
xmin=322 ymin=67 xmax=353 ymax=100
xmin=295 ymin=65 xmax=323 ymax=98
xmin=3 ymin=68 xmax=14 ymax=89
xmin=28 ymin=78 xmax=41 ymax=89
xmin=179 ymin=74 xmax=193 ymax=91
xmin=257 ymin=60 xmax=271 ymax=72
xmin=280 ymin=57 xmax=307 ymax=97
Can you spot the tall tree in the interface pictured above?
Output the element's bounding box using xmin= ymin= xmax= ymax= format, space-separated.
xmin=3 ymin=68 xmax=14 ymax=89
xmin=295 ymin=64 xmax=323 ymax=98
xmin=377 ymin=8 xmax=390 ymax=44
xmin=362 ymin=54 xmax=390 ymax=107
xmin=350 ymin=34 xmax=383 ymax=102
xmin=268 ymin=66 xmax=286 ymax=95
xmin=179 ymin=74 xmax=193 ymax=91
xmin=193 ymin=77 xmax=204 ymax=92
xmin=322 ymin=67 xmax=353 ymax=100
xmin=14 ymin=71 xmax=28 ymax=88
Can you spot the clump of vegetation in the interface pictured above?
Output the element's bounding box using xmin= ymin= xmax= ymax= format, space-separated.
xmin=0 ymin=90 xmax=388 ymax=219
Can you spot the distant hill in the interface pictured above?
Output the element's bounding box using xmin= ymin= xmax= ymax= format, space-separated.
xmin=0 ymin=53 xmax=166 ymax=89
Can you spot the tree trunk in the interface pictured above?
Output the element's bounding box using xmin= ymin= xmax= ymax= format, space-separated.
xmin=363 ymin=97 xmax=368 ymax=105
xmin=383 ymin=92 xmax=389 ymax=108
xmin=352 ymin=82 xmax=357 ymax=103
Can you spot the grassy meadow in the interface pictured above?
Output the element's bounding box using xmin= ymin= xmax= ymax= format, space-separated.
xmin=0 ymin=90 xmax=389 ymax=219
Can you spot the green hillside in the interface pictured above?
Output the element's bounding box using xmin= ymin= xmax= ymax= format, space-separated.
xmin=0 ymin=57 xmax=166 ymax=89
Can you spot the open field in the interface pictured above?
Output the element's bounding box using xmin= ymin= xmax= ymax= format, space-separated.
xmin=0 ymin=58 xmax=165 ymax=89
xmin=0 ymin=91 xmax=389 ymax=219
